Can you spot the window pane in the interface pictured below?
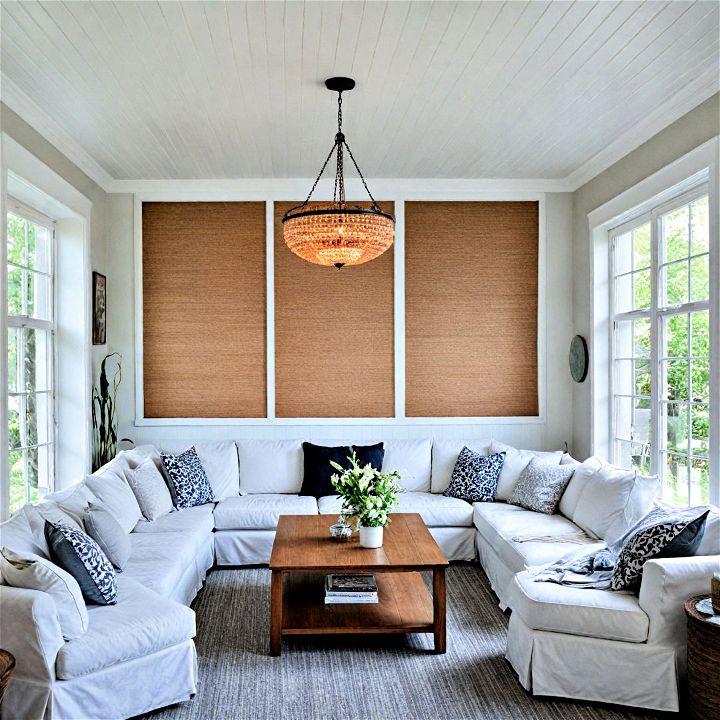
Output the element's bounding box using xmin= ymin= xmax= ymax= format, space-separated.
xmin=690 ymin=254 xmax=709 ymax=302
xmin=28 ymin=223 xmax=52 ymax=274
xmin=665 ymin=313 xmax=689 ymax=360
xmin=633 ymin=269 xmax=651 ymax=311
xmin=615 ymin=358 xmax=651 ymax=397
xmin=615 ymin=395 xmax=650 ymax=444
xmin=27 ymin=270 xmax=52 ymax=321
xmin=23 ymin=327 xmax=52 ymax=393
xmin=8 ymin=394 xmax=21 ymax=449
xmin=9 ymin=448 xmax=25 ymax=513
xmin=27 ymin=393 xmax=52 ymax=447
xmin=616 ymin=439 xmax=651 ymax=475
xmin=691 ymin=405 xmax=710 ymax=458
xmin=7 ymin=328 xmax=18 ymax=392
xmin=7 ymin=214 xmax=26 ymax=265
xmin=690 ymin=457 xmax=710 ymax=505
xmin=614 ymin=231 xmax=632 ymax=275
xmin=663 ymin=359 xmax=688 ymax=401
xmin=615 ymin=318 xmax=650 ymax=359
xmin=663 ymin=453 xmax=689 ymax=504
xmin=663 ymin=205 xmax=689 ymax=263
xmin=27 ymin=445 xmax=40 ymax=505
xmin=664 ymin=401 xmax=688 ymax=454
xmin=690 ymin=196 xmax=709 ymax=255
xmin=633 ymin=224 xmax=651 ymax=270
xmin=691 ymin=310 xmax=709 ymax=357
xmin=7 ymin=266 xmax=23 ymax=315
xmin=691 ymin=359 xmax=710 ymax=403
xmin=663 ymin=260 xmax=689 ymax=305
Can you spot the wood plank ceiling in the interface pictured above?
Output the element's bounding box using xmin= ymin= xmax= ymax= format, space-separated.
xmin=1 ymin=1 xmax=718 ymax=181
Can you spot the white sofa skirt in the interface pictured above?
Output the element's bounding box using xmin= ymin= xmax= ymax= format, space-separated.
xmin=3 ymin=640 xmax=197 ymax=720
xmin=171 ymin=532 xmax=215 ymax=606
xmin=215 ymin=527 xmax=475 ymax=565
xmin=506 ymin=613 xmax=680 ymax=712
xmin=475 ymin=531 xmax=516 ymax=610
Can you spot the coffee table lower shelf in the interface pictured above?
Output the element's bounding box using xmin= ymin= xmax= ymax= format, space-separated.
xmin=270 ymin=571 xmax=444 ymax=654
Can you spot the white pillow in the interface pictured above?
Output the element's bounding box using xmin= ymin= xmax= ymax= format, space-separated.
xmin=0 ymin=547 xmax=88 ymax=640
xmin=1 ymin=509 xmax=49 ymax=558
xmin=24 ymin=503 xmax=83 ymax=557
xmin=237 ymin=440 xmax=303 ymax=494
xmin=123 ymin=459 xmax=174 ymax=521
xmin=158 ymin=441 xmax=239 ymax=500
xmin=430 ymin=439 xmax=491 ymax=493
xmin=697 ymin=509 xmax=720 ymax=555
xmin=559 ymin=456 xmax=603 ymax=519
xmin=491 ymin=441 xmax=563 ymax=501
xmin=382 ymin=439 xmax=432 ymax=493
xmin=54 ymin=484 xmax=98 ymax=527
xmin=85 ymin=474 xmax=142 ymax=534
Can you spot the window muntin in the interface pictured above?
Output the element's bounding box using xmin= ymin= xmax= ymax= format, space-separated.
xmin=6 ymin=207 xmax=55 ymax=513
xmin=611 ymin=188 xmax=711 ymax=505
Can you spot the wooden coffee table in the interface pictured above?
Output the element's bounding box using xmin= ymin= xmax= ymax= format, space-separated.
xmin=269 ymin=513 xmax=449 ymax=656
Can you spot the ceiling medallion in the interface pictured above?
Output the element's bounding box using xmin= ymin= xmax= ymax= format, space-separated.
xmin=282 ymin=77 xmax=395 ymax=268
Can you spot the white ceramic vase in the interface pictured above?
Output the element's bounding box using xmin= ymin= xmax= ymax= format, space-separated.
xmin=359 ymin=525 xmax=384 ymax=549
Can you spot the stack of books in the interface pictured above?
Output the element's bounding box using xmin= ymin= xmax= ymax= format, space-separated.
xmin=324 ymin=574 xmax=378 ymax=604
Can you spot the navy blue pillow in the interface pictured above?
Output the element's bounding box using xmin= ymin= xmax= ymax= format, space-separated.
xmin=45 ymin=521 xmax=117 ymax=605
xmin=160 ymin=446 xmax=214 ymax=509
xmin=657 ymin=509 xmax=709 ymax=558
xmin=300 ymin=442 xmax=385 ymax=497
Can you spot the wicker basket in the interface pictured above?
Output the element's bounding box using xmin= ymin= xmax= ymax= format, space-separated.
xmin=686 ymin=595 xmax=720 ymax=720
xmin=0 ymin=649 xmax=16 ymax=706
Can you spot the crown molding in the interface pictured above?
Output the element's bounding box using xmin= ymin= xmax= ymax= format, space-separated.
xmin=565 ymin=80 xmax=719 ymax=191
xmin=1 ymin=74 xmax=114 ymax=192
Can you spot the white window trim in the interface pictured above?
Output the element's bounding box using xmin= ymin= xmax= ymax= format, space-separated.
xmin=132 ymin=189 xmax=548 ymax=427
xmin=590 ymin=136 xmax=719 ymax=505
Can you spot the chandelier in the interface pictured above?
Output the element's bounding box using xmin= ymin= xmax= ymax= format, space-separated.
xmin=282 ymin=77 xmax=395 ymax=268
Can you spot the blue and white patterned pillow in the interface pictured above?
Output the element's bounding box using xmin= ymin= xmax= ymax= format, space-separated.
xmin=160 ymin=446 xmax=215 ymax=509
xmin=611 ymin=505 xmax=710 ymax=590
xmin=443 ymin=448 xmax=506 ymax=503
xmin=44 ymin=521 xmax=117 ymax=605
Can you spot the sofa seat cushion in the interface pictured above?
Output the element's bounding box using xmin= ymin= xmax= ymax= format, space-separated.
xmin=214 ymin=495 xmax=318 ymax=530
xmin=319 ymin=492 xmax=473 ymax=527
xmin=473 ymin=502 xmax=604 ymax=573
xmin=511 ymin=570 xmax=649 ymax=643
xmin=123 ymin=532 xmax=204 ymax=598
xmin=56 ymin=576 xmax=195 ymax=680
xmin=132 ymin=503 xmax=215 ymax=535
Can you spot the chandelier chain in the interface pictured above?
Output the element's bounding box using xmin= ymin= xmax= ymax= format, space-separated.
xmin=343 ymin=141 xmax=380 ymax=212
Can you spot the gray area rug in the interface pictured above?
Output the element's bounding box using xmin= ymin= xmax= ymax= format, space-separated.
xmin=140 ymin=565 xmax=662 ymax=720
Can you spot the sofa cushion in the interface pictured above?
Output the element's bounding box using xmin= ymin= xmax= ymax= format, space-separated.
xmin=697 ymin=507 xmax=720 ymax=555
xmin=490 ymin=441 xmax=563 ymax=501
xmin=443 ymin=448 xmax=505 ymax=502
xmin=156 ymin=441 xmax=240 ymax=500
xmin=511 ymin=571 xmax=649 ymax=643
xmin=85 ymin=473 xmax=143 ymax=534
xmin=508 ymin=459 xmax=575 ymax=514
xmin=1 ymin=508 xmax=48 ymax=557
xmin=382 ymin=439 xmax=432 ymax=493
xmin=83 ymin=502 xmax=131 ymax=571
xmin=473 ymin=502 xmax=604 ymax=573
xmin=132 ymin=503 xmax=215 ymax=535
xmin=124 ymin=458 xmax=174 ymax=521
xmin=237 ymin=440 xmax=303 ymax=494
xmin=319 ymin=492 xmax=474 ymax=527
xmin=300 ymin=442 xmax=384 ymax=497
xmin=214 ymin=495 xmax=318 ymax=530
xmin=430 ymin=439 xmax=491 ymax=494
xmin=56 ymin=576 xmax=195 ymax=680
xmin=123 ymin=531 xmax=205 ymax=598
xmin=51 ymin=484 xmax=98 ymax=527
xmin=558 ymin=457 xmax=602 ymax=520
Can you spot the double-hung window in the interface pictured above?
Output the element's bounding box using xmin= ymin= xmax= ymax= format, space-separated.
xmin=6 ymin=202 xmax=55 ymax=513
xmin=610 ymin=184 xmax=711 ymax=504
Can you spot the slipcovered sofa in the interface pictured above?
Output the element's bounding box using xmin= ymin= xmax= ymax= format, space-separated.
xmin=0 ymin=438 xmax=717 ymax=718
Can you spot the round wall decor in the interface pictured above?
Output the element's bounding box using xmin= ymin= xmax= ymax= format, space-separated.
xmin=569 ymin=335 xmax=589 ymax=382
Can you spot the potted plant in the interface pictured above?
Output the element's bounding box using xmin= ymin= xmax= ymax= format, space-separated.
xmin=330 ymin=452 xmax=402 ymax=548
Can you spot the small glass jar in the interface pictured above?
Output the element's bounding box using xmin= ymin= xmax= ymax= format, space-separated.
xmin=329 ymin=522 xmax=353 ymax=542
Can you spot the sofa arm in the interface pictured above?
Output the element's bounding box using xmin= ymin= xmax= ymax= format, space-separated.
xmin=0 ymin=585 xmax=64 ymax=682
xmin=639 ymin=555 xmax=720 ymax=647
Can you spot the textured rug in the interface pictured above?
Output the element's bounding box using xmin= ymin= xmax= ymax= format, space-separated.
xmin=140 ymin=565 xmax=662 ymax=720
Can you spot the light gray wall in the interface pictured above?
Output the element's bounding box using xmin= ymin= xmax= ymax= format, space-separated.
xmin=106 ymin=192 xmax=576 ymax=451
xmin=571 ymin=93 xmax=720 ymax=460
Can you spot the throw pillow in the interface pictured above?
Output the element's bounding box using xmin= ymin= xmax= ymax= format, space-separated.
xmin=85 ymin=473 xmax=143 ymax=534
xmin=54 ymin=484 xmax=98 ymax=528
xmin=300 ymin=442 xmax=385 ymax=497
xmin=44 ymin=521 xmax=117 ymax=605
xmin=83 ymin=502 xmax=131 ymax=571
xmin=509 ymin=459 xmax=576 ymax=515
xmin=0 ymin=547 xmax=88 ymax=640
xmin=160 ymin=446 xmax=215 ymax=509
xmin=443 ymin=448 xmax=506 ymax=502
xmin=124 ymin=458 xmax=174 ymax=520
xmin=490 ymin=441 xmax=563 ymax=501
xmin=611 ymin=506 xmax=710 ymax=590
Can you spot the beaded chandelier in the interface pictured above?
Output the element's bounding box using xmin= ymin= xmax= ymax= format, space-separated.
xmin=282 ymin=77 xmax=395 ymax=268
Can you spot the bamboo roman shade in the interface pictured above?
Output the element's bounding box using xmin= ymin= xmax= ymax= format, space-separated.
xmin=274 ymin=201 xmax=395 ymax=418
xmin=404 ymin=201 xmax=539 ymax=417
xmin=142 ymin=201 xmax=266 ymax=418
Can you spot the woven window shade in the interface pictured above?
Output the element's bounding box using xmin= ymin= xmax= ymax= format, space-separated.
xmin=274 ymin=201 xmax=394 ymax=418
xmin=405 ymin=201 xmax=539 ymax=417
xmin=142 ymin=202 xmax=266 ymax=418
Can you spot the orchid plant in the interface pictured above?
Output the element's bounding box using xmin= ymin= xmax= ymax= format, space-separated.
xmin=330 ymin=452 xmax=402 ymax=529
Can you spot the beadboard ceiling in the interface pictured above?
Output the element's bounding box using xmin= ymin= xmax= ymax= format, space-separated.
xmin=1 ymin=1 xmax=718 ymax=190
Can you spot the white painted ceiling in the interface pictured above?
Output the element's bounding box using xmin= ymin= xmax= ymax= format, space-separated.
xmin=1 ymin=1 xmax=718 ymax=187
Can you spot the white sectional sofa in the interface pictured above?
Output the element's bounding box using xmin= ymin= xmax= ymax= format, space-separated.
xmin=0 ymin=438 xmax=717 ymax=719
